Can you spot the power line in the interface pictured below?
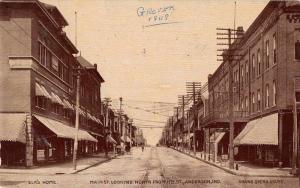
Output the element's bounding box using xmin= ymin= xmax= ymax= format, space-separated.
xmin=132 ymin=118 xmax=166 ymax=123
xmin=111 ymin=98 xmax=176 ymax=105
xmin=124 ymin=104 xmax=169 ymax=117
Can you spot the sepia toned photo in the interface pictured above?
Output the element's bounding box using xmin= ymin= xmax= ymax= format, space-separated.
xmin=1 ymin=0 xmax=300 ymax=187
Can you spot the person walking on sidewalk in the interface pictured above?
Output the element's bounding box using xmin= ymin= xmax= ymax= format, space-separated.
xmin=141 ymin=144 xmax=144 ymax=152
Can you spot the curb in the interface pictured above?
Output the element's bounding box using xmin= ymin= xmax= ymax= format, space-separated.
xmin=0 ymin=155 xmax=118 ymax=175
xmin=170 ymin=147 xmax=296 ymax=178
xmin=71 ymin=155 xmax=117 ymax=174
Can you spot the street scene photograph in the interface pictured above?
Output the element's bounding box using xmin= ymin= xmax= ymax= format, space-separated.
xmin=1 ymin=0 xmax=300 ymax=187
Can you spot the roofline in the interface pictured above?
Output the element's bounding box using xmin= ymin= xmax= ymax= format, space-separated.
xmin=209 ymin=1 xmax=281 ymax=84
xmin=1 ymin=0 xmax=78 ymax=54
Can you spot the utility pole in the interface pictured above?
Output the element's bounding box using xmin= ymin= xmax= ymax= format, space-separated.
xmin=187 ymin=82 xmax=201 ymax=156
xmin=73 ymin=66 xmax=82 ymax=170
xmin=217 ymin=27 xmax=242 ymax=169
xmin=178 ymin=95 xmax=188 ymax=152
xmin=119 ymin=97 xmax=123 ymax=145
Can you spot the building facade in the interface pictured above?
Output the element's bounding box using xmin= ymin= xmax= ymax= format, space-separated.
xmin=0 ymin=0 xmax=104 ymax=167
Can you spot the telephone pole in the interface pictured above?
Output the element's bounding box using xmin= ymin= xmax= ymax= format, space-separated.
xmin=187 ymin=82 xmax=201 ymax=156
xmin=217 ymin=27 xmax=242 ymax=169
xmin=73 ymin=66 xmax=83 ymax=170
xmin=178 ymin=95 xmax=188 ymax=152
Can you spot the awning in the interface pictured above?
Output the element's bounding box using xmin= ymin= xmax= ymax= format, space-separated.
xmin=63 ymin=99 xmax=74 ymax=110
xmin=0 ymin=113 xmax=26 ymax=144
xmin=234 ymin=113 xmax=278 ymax=146
xmin=89 ymin=132 xmax=104 ymax=138
xmin=34 ymin=115 xmax=97 ymax=142
xmin=188 ymin=120 xmax=194 ymax=129
xmin=210 ymin=132 xmax=226 ymax=144
xmin=121 ymin=135 xmax=131 ymax=142
xmin=50 ymin=92 xmax=64 ymax=105
xmin=35 ymin=83 xmax=51 ymax=99
xmin=107 ymin=135 xmax=117 ymax=144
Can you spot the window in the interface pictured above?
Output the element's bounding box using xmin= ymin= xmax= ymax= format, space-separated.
xmin=63 ymin=108 xmax=70 ymax=118
xmin=52 ymin=103 xmax=60 ymax=114
xmin=245 ymin=96 xmax=248 ymax=111
xmin=241 ymin=65 xmax=244 ymax=88
xmin=245 ymin=61 xmax=249 ymax=84
xmin=257 ymin=89 xmax=261 ymax=111
xmin=266 ymin=40 xmax=270 ymax=68
xmin=266 ymin=84 xmax=270 ymax=108
xmin=295 ymin=40 xmax=300 ymax=60
xmin=241 ymin=97 xmax=244 ymax=110
xmin=257 ymin=49 xmax=261 ymax=76
xmin=273 ymin=80 xmax=276 ymax=106
xmin=252 ymin=92 xmax=255 ymax=113
xmin=36 ymin=96 xmax=46 ymax=109
xmin=273 ymin=34 xmax=276 ymax=64
xmin=252 ymin=54 xmax=255 ymax=79
xmin=39 ymin=43 xmax=46 ymax=66
xmin=51 ymin=55 xmax=59 ymax=72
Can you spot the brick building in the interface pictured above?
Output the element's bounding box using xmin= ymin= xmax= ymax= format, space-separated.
xmin=0 ymin=0 xmax=104 ymax=167
xmin=202 ymin=1 xmax=300 ymax=167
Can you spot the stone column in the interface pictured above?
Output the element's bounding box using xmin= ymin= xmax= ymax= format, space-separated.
xmin=25 ymin=114 xmax=33 ymax=167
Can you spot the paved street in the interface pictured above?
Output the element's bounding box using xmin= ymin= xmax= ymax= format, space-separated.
xmin=0 ymin=147 xmax=299 ymax=188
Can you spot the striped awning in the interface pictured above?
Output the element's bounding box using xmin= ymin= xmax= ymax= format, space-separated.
xmin=50 ymin=92 xmax=64 ymax=105
xmin=107 ymin=135 xmax=117 ymax=144
xmin=234 ymin=113 xmax=278 ymax=146
xmin=34 ymin=115 xmax=97 ymax=142
xmin=0 ymin=113 xmax=26 ymax=144
xmin=63 ymin=99 xmax=74 ymax=110
xmin=35 ymin=83 xmax=51 ymax=99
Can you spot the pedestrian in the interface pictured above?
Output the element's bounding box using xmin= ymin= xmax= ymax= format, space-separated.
xmin=142 ymin=145 xmax=144 ymax=152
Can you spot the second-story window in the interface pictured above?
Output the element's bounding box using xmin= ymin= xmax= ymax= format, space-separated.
xmin=252 ymin=92 xmax=255 ymax=113
xmin=245 ymin=61 xmax=249 ymax=84
xmin=257 ymin=49 xmax=261 ymax=76
xmin=245 ymin=96 xmax=248 ymax=112
xmin=257 ymin=89 xmax=261 ymax=111
xmin=273 ymin=34 xmax=276 ymax=64
xmin=36 ymin=96 xmax=46 ymax=109
xmin=273 ymin=80 xmax=276 ymax=106
xmin=241 ymin=65 xmax=244 ymax=88
xmin=252 ymin=54 xmax=255 ymax=80
xmin=265 ymin=84 xmax=270 ymax=108
xmin=266 ymin=40 xmax=270 ymax=68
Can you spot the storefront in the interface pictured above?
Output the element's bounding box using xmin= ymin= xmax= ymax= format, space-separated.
xmin=234 ymin=113 xmax=279 ymax=166
xmin=0 ymin=113 xmax=27 ymax=166
xmin=33 ymin=114 xmax=98 ymax=164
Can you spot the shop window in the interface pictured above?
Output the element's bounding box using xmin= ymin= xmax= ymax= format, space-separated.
xmin=52 ymin=103 xmax=60 ymax=114
xmin=36 ymin=96 xmax=46 ymax=109
xmin=295 ymin=40 xmax=300 ymax=60
xmin=63 ymin=108 xmax=70 ymax=119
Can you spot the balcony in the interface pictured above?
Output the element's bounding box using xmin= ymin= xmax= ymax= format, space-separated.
xmin=201 ymin=110 xmax=248 ymax=126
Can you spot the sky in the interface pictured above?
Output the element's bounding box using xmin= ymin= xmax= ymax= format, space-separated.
xmin=43 ymin=0 xmax=269 ymax=145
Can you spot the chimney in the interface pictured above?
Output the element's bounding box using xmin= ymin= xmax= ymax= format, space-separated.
xmin=236 ymin=26 xmax=244 ymax=40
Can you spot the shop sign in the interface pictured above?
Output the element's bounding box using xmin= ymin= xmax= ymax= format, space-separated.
xmin=37 ymin=150 xmax=45 ymax=161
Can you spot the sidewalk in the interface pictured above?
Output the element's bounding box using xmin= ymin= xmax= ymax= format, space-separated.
xmin=0 ymin=152 xmax=117 ymax=175
xmin=170 ymin=146 xmax=295 ymax=178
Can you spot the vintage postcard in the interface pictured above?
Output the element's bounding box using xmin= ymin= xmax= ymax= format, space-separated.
xmin=0 ymin=0 xmax=300 ymax=187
